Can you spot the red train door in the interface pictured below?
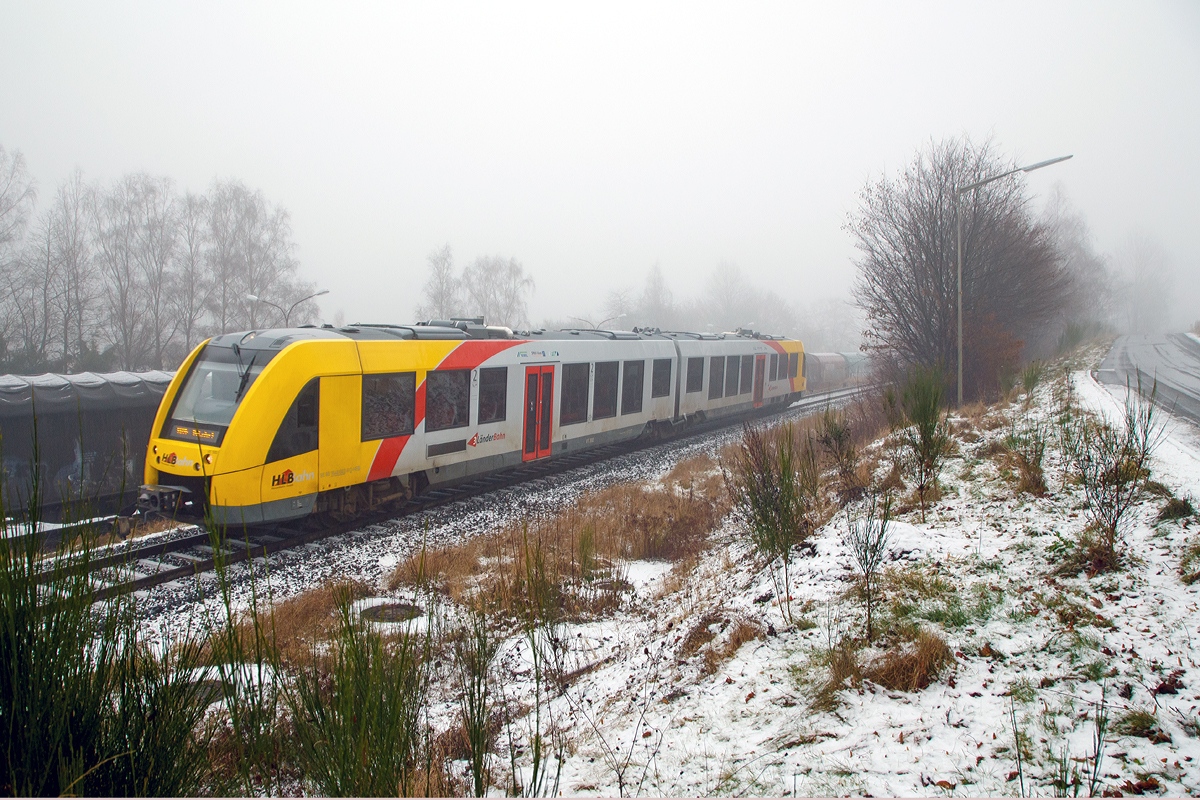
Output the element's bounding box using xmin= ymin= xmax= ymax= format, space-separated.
xmin=753 ymin=355 xmax=766 ymax=408
xmin=522 ymin=365 xmax=555 ymax=461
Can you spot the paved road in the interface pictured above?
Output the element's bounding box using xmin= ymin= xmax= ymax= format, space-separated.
xmin=1097 ymin=333 xmax=1200 ymax=425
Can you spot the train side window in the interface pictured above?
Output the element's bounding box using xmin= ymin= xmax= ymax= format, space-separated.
xmin=739 ymin=356 xmax=753 ymax=394
xmin=686 ymin=357 xmax=705 ymax=393
xmin=478 ymin=367 xmax=507 ymax=424
xmin=724 ymin=355 xmax=740 ymax=397
xmin=426 ymin=369 xmax=470 ymax=432
xmin=560 ymin=363 xmax=589 ymax=425
xmin=651 ymin=358 xmax=672 ymax=398
xmin=621 ymin=360 xmax=644 ymax=415
xmin=593 ymin=361 xmax=618 ymax=419
xmin=266 ymin=378 xmax=319 ymax=463
xmin=770 ymin=353 xmax=779 ymax=381
xmin=708 ymin=356 xmax=725 ymax=399
xmin=790 ymin=352 xmax=799 ymax=379
xmin=361 ymin=372 xmax=415 ymax=440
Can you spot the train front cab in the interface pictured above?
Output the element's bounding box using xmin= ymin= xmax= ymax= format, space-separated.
xmin=142 ymin=333 xmax=366 ymax=527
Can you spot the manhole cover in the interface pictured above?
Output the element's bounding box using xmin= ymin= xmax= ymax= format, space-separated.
xmin=361 ymin=602 xmax=422 ymax=622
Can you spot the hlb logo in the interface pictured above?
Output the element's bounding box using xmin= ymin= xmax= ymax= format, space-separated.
xmin=271 ymin=468 xmax=313 ymax=487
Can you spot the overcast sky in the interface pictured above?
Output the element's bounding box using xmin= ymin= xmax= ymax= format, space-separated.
xmin=2 ymin=1 xmax=1197 ymax=328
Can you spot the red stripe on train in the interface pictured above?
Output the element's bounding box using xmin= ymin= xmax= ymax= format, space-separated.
xmin=365 ymin=339 xmax=526 ymax=481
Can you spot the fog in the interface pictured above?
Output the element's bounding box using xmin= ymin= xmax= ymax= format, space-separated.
xmin=1 ymin=1 xmax=1197 ymax=337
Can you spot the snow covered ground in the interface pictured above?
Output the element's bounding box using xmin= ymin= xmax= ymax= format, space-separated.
xmin=137 ymin=367 xmax=1200 ymax=796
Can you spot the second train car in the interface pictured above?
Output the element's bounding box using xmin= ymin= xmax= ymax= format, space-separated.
xmin=140 ymin=320 xmax=805 ymax=526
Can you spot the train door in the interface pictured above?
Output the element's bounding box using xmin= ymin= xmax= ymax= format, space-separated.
xmin=522 ymin=365 xmax=555 ymax=461
xmin=753 ymin=355 xmax=766 ymax=408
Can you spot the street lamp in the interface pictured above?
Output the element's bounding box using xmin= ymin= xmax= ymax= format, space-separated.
xmin=956 ymin=155 xmax=1072 ymax=405
xmin=246 ymin=289 xmax=330 ymax=327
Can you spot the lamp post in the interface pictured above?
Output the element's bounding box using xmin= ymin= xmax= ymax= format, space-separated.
xmin=246 ymin=289 xmax=330 ymax=328
xmin=956 ymin=155 xmax=1072 ymax=405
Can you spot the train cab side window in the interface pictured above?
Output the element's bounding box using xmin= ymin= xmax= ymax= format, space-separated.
xmin=708 ymin=356 xmax=725 ymax=399
xmin=789 ymin=352 xmax=799 ymax=379
xmin=426 ymin=369 xmax=470 ymax=432
xmin=686 ymin=357 xmax=705 ymax=394
xmin=560 ymin=363 xmax=589 ymax=425
xmin=651 ymin=358 xmax=672 ymax=398
xmin=593 ymin=361 xmax=618 ymax=419
xmin=724 ymin=355 xmax=740 ymax=397
xmin=739 ymin=356 xmax=753 ymax=394
xmin=621 ymin=360 xmax=644 ymax=415
xmin=362 ymin=372 xmax=416 ymax=441
xmin=770 ymin=354 xmax=779 ymax=381
xmin=478 ymin=367 xmax=507 ymax=424
xmin=266 ymin=379 xmax=319 ymax=463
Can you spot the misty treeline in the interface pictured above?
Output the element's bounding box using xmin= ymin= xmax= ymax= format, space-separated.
xmin=849 ymin=136 xmax=1174 ymax=401
xmin=591 ymin=262 xmax=861 ymax=352
xmin=414 ymin=243 xmax=535 ymax=330
xmin=0 ymin=144 xmax=317 ymax=375
xmin=415 ymin=244 xmax=861 ymax=351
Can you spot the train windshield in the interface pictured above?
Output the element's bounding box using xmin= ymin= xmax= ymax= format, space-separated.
xmin=163 ymin=344 xmax=278 ymax=442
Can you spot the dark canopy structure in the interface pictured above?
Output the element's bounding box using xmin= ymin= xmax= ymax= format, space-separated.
xmin=0 ymin=372 xmax=174 ymax=513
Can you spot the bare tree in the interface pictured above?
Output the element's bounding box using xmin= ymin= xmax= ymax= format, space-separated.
xmin=633 ymin=264 xmax=676 ymax=329
xmin=414 ymin=243 xmax=460 ymax=321
xmin=171 ymin=191 xmax=212 ymax=359
xmin=0 ymin=146 xmax=37 ymax=365
xmin=93 ymin=176 xmax=148 ymax=370
xmin=461 ymin=254 xmax=534 ymax=329
xmin=129 ymin=175 xmax=180 ymax=368
xmin=205 ymin=179 xmax=246 ymax=334
xmin=1041 ymin=186 xmax=1113 ymax=344
xmin=50 ymin=171 xmax=98 ymax=370
xmin=6 ymin=217 xmax=61 ymax=372
xmin=1115 ymin=233 xmax=1172 ymax=335
xmin=849 ymin=137 xmax=1072 ymax=399
xmin=206 ymin=179 xmax=298 ymax=333
xmin=0 ymin=145 xmax=36 ymax=265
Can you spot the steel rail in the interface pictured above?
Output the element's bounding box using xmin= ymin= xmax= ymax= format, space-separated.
xmin=37 ymin=384 xmax=873 ymax=601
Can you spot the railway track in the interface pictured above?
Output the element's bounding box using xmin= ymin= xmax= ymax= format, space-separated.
xmin=31 ymin=385 xmax=871 ymax=602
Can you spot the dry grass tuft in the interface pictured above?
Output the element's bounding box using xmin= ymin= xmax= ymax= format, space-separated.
xmin=680 ymin=611 xmax=724 ymax=657
xmin=207 ymin=579 xmax=377 ymax=670
xmin=863 ymin=629 xmax=954 ymax=692
xmin=389 ymin=472 xmax=729 ymax=623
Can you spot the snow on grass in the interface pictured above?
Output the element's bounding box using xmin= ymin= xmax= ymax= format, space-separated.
xmin=137 ymin=368 xmax=1200 ymax=796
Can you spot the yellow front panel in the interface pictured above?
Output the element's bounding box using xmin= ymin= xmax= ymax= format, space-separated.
xmin=211 ymin=466 xmax=264 ymax=508
xmin=319 ymin=374 xmax=364 ymax=491
xmin=356 ymin=339 xmax=459 ymax=374
xmin=144 ymin=340 xmax=209 ymax=485
xmin=219 ymin=340 xmax=362 ymax=475
xmin=261 ymin=450 xmax=319 ymax=500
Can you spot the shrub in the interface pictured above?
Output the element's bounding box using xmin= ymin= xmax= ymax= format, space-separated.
xmin=899 ymin=366 xmax=951 ymax=521
xmin=728 ymin=422 xmax=821 ymax=625
xmin=1020 ymin=360 xmax=1046 ymax=397
xmin=817 ymin=406 xmax=863 ymax=504
xmin=1 ymin=433 xmax=212 ymax=796
xmin=288 ymin=592 xmax=432 ymax=796
xmin=1001 ymin=419 xmax=1049 ymax=496
xmin=845 ymin=492 xmax=893 ymax=641
xmin=1063 ymin=379 xmax=1164 ymax=572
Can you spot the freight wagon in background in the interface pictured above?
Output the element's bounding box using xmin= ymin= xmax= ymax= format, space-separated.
xmin=0 ymin=371 xmax=173 ymax=517
xmin=803 ymin=352 xmax=871 ymax=392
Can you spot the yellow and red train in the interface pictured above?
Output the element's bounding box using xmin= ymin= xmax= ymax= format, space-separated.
xmin=140 ymin=320 xmax=805 ymax=526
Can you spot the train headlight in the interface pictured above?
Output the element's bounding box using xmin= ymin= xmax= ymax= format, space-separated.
xmin=194 ymin=462 xmax=201 ymax=471
xmin=204 ymin=453 xmax=213 ymax=464
xmin=152 ymin=445 xmax=157 ymax=454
